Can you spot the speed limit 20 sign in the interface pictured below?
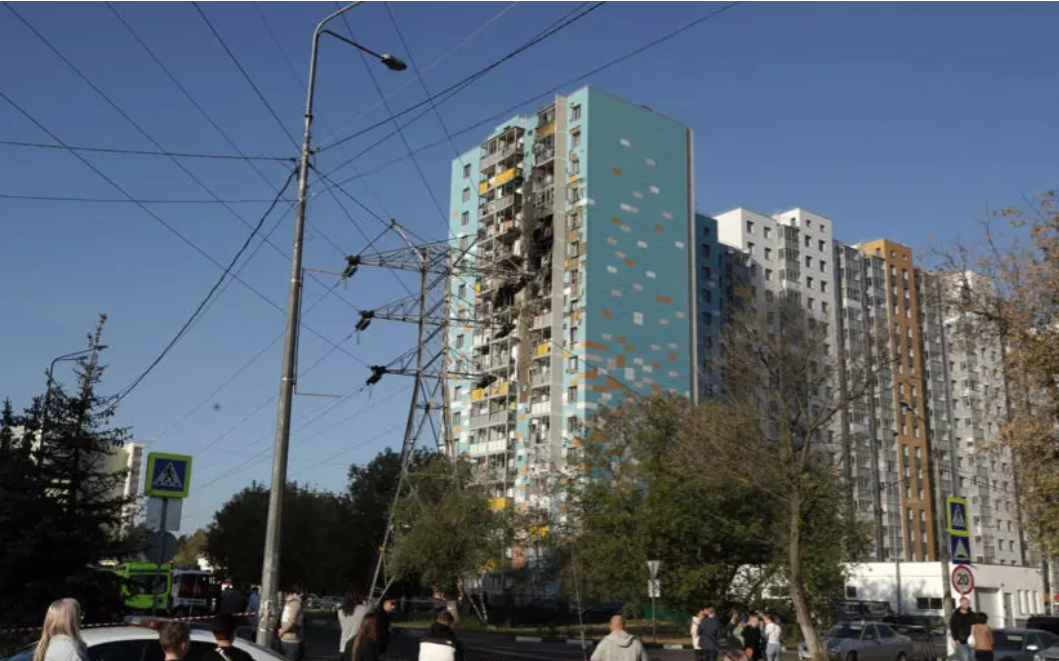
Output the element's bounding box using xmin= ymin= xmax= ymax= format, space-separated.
xmin=952 ymin=565 xmax=975 ymax=595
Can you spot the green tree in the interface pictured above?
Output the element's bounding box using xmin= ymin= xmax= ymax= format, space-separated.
xmin=932 ymin=192 xmax=1059 ymax=560
xmin=565 ymin=394 xmax=774 ymax=615
xmin=386 ymin=454 xmax=507 ymax=595
xmin=680 ymin=296 xmax=872 ymax=657
xmin=346 ymin=447 xmax=436 ymax=589
xmin=206 ymin=483 xmax=358 ymax=592
xmin=0 ymin=317 xmax=136 ymax=624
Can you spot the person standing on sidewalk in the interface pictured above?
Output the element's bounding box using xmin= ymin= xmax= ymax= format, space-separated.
xmin=696 ymin=607 xmax=721 ymax=661
xmin=743 ymin=614 xmax=764 ymax=661
xmin=351 ymin=614 xmax=380 ymax=661
xmin=590 ymin=615 xmax=649 ymax=661
xmin=950 ymin=597 xmax=977 ymax=661
xmin=972 ymin=613 xmax=994 ymax=661
xmin=375 ymin=598 xmax=396 ymax=656
xmin=338 ymin=591 xmax=369 ymax=661
xmin=692 ymin=608 xmax=705 ymax=661
xmin=763 ymin=612 xmax=782 ymax=661
xmin=278 ymin=582 xmax=305 ymax=661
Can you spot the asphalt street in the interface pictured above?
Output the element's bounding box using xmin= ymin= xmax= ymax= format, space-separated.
xmin=298 ymin=619 xmax=801 ymax=661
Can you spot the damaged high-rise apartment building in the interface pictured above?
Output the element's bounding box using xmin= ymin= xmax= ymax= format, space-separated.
xmin=445 ymin=87 xmax=716 ymax=518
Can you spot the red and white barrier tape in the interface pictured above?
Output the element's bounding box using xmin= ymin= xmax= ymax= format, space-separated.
xmin=1 ymin=612 xmax=263 ymax=635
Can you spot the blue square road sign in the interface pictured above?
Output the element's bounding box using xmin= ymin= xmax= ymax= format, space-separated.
xmin=145 ymin=452 xmax=193 ymax=499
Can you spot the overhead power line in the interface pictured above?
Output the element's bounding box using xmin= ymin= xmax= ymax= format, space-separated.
xmin=314 ymin=2 xmax=607 ymax=155
xmin=0 ymin=192 xmax=295 ymax=205
xmin=191 ymin=1 xmax=300 ymax=150
xmin=116 ymin=167 xmax=299 ymax=402
xmin=312 ymin=0 xmax=520 ymax=151
xmin=0 ymin=138 xmax=293 ymax=162
xmin=320 ymin=1 xmax=742 ymax=187
xmin=0 ymin=87 xmax=366 ymax=378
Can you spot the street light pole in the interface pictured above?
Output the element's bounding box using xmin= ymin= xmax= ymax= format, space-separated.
xmin=256 ymin=3 xmax=404 ymax=646
xmin=39 ymin=348 xmax=101 ymax=465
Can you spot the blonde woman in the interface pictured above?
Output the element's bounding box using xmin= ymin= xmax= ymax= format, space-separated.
xmin=33 ymin=599 xmax=89 ymax=661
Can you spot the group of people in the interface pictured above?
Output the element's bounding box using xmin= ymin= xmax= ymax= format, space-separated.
xmin=691 ymin=607 xmax=782 ymax=661
xmin=31 ymin=598 xmax=252 ymax=661
xmin=332 ymin=590 xmax=397 ymax=661
xmin=950 ymin=596 xmax=996 ymax=661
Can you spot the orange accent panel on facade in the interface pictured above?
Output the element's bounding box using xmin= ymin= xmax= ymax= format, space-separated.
xmin=655 ymin=295 xmax=673 ymax=304
xmin=860 ymin=238 xmax=934 ymax=562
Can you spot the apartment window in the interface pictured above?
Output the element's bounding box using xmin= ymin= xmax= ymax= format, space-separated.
xmin=702 ymin=265 xmax=712 ymax=279
xmin=702 ymin=312 xmax=713 ymax=327
xmin=821 ymin=281 xmax=828 ymax=294
xmin=568 ymin=385 xmax=579 ymax=402
xmin=458 ymin=283 xmax=467 ymax=300
xmin=571 ymin=103 xmax=582 ymax=121
xmin=807 ymin=276 xmax=814 ymax=289
xmin=748 ymin=242 xmax=756 ymax=255
xmin=764 ymin=226 xmax=772 ymax=239
xmin=569 ymin=355 xmax=579 ymax=372
xmin=461 ymin=211 xmax=469 ymax=226
xmin=819 ymin=240 xmax=826 ymax=251
xmin=456 ymin=334 xmax=465 ymax=349
xmin=452 ymin=411 xmax=461 ymax=428
xmin=765 ymin=269 xmax=774 ymax=282
xmin=820 ymin=260 xmax=827 ymax=273
xmin=569 ymin=325 xmax=579 ymax=345
xmin=570 ymin=156 xmax=581 ymax=175
xmin=571 ymin=128 xmax=582 ymax=148
xmin=747 ymin=220 xmax=755 ymax=234
xmin=805 ymin=255 xmax=813 ymax=268
xmin=462 ymin=187 xmax=471 ymax=202
xmin=804 ymin=235 xmax=811 ymax=248
xmin=808 ymin=298 xmax=815 ymax=311
xmin=462 ymin=163 xmax=471 ymax=179
xmin=764 ymin=247 xmax=773 ymax=259
xmin=568 ymin=241 xmax=580 ymax=257
xmin=459 ymin=234 xmax=469 ymax=250
xmin=821 ymin=301 xmax=829 ymax=313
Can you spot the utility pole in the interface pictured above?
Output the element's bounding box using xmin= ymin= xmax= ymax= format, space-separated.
xmin=256 ymin=3 xmax=405 ymax=646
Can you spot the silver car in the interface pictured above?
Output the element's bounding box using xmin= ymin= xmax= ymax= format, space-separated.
xmin=1 ymin=625 xmax=285 ymax=661
xmin=990 ymin=629 xmax=1059 ymax=661
xmin=800 ymin=621 xmax=915 ymax=661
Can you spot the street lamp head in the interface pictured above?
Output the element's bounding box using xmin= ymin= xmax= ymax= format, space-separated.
xmin=380 ymin=54 xmax=407 ymax=71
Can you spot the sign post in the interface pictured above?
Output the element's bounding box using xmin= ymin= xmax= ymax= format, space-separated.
xmin=952 ymin=565 xmax=975 ymax=596
xmin=947 ymin=496 xmax=972 ymax=566
xmin=145 ymin=452 xmax=193 ymax=615
xmin=647 ymin=560 xmax=660 ymax=643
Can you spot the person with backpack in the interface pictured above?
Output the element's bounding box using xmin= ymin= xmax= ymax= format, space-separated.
xmin=201 ymin=615 xmax=253 ymax=661
xmin=278 ymin=582 xmax=306 ymax=660
xmin=417 ymin=610 xmax=465 ymax=661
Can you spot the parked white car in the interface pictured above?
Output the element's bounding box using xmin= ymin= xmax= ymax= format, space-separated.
xmin=1 ymin=625 xmax=285 ymax=661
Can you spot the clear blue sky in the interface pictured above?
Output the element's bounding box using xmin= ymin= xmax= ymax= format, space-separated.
xmin=2 ymin=2 xmax=1057 ymax=531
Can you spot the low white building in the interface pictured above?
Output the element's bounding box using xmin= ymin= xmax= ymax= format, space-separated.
xmin=845 ymin=562 xmax=1046 ymax=627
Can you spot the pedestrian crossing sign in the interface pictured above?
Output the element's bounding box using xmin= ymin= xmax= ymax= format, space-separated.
xmin=145 ymin=452 xmax=193 ymax=498
xmin=950 ymin=535 xmax=972 ymax=565
xmin=947 ymin=496 xmax=969 ymax=536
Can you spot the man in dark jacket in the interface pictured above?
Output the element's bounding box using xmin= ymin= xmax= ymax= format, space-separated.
xmin=418 ymin=610 xmax=465 ymax=661
xmin=375 ymin=598 xmax=396 ymax=655
xmin=951 ymin=597 xmax=977 ymax=661
xmin=696 ymin=606 xmax=721 ymax=661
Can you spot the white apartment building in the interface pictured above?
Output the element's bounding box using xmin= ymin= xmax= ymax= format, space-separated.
xmin=713 ymin=206 xmax=1028 ymax=567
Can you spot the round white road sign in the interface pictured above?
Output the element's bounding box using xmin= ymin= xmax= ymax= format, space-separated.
xmin=952 ymin=565 xmax=975 ymax=595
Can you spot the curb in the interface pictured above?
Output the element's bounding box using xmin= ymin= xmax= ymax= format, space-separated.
xmin=397 ymin=628 xmax=695 ymax=649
